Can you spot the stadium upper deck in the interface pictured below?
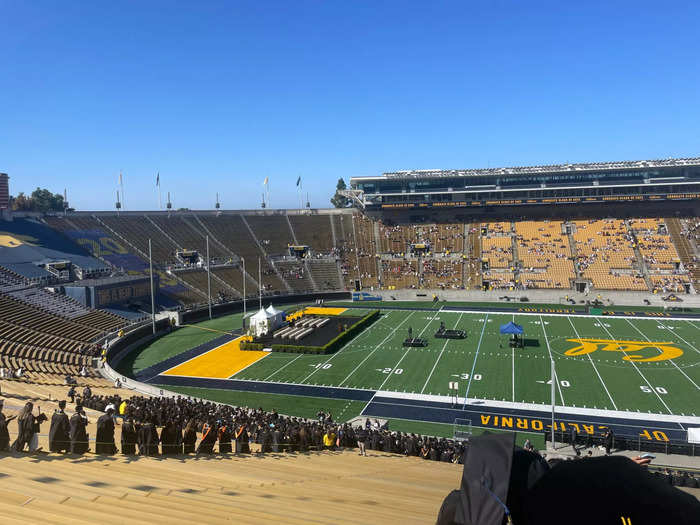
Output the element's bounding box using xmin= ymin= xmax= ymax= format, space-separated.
xmin=349 ymin=157 xmax=700 ymax=211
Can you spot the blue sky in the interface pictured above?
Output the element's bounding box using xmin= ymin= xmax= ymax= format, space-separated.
xmin=1 ymin=1 xmax=699 ymax=211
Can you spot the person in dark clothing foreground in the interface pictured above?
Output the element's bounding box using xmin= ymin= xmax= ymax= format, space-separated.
xmin=95 ymin=407 xmax=116 ymax=455
xmin=0 ymin=400 xmax=16 ymax=451
xmin=49 ymin=400 xmax=70 ymax=453
xmin=435 ymin=432 xmax=700 ymax=525
xmin=70 ymin=405 xmax=89 ymax=454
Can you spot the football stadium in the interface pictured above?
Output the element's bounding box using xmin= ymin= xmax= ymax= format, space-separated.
xmin=3 ymin=4 xmax=700 ymax=523
xmin=1 ymin=156 xmax=700 ymax=522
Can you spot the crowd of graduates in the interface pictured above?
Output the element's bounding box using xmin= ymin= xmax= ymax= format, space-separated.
xmin=0 ymin=388 xmax=466 ymax=462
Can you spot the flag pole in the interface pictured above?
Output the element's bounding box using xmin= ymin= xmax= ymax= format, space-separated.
xmin=149 ymin=239 xmax=156 ymax=335
xmin=157 ymin=172 xmax=162 ymax=210
xmin=258 ymin=257 xmax=262 ymax=310
xmin=206 ymin=235 xmax=212 ymax=320
xmin=242 ymin=257 xmax=246 ymax=331
xmin=119 ymin=170 xmax=125 ymax=210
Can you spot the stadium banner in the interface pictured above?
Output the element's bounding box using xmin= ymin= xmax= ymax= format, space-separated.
xmin=378 ymin=192 xmax=700 ymax=209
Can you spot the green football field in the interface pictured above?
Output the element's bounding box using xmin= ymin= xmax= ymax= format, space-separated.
xmin=132 ymin=304 xmax=700 ymax=418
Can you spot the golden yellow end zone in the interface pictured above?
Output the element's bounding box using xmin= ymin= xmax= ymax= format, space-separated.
xmin=286 ymin=306 xmax=347 ymax=321
xmin=162 ymin=336 xmax=268 ymax=379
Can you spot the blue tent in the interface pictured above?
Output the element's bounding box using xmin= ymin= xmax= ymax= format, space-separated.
xmin=499 ymin=321 xmax=524 ymax=335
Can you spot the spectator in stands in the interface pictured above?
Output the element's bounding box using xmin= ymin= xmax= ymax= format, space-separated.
xmin=70 ymin=405 xmax=89 ymax=454
xmin=49 ymin=400 xmax=70 ymax=453
xmin=95 ymin=407 xmax=116 ymax=455
xmin=0 ymin=399 xmax=15 ymax=451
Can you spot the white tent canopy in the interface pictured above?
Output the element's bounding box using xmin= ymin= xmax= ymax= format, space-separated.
xmin=248 ymin=305 xmax=286 ymax=337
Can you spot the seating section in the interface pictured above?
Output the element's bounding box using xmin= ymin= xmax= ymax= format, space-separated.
xmin=516 ymin=221 xmax=575 ymax=289
xmin=667 ymin=217 xmax=700 ymax=288
xmin=0 ymin=423 xmax=459 ymax=525
xmin=276 ymin=261 xmax=314 ymax=293
xmin=197 ymin=214 xmax=286 ymax=292
xmin=0 ymin=265 xmax=26 ymax=290
xmin=149 ymin=215 xmax=229 ymax=262
xmin=246 ymin=215 xmax=293 ymax=255
xmin=0 ymin=291 xmax=105 ymax=380
xmin=573 ymin=219 xmax=647 ymax=291
xmin=39 ymin=212 xmax=699 ymax=296
xmin=649 ymin=274 xmax=690 ymax=294
xmin=175 ymin=269 xmax=238 ymax=301
xmin=288 ymin=215 xmax=335 ymax=254
xmin=421 ymin=259 xmax=463 ymax=289
xmin=211 ymin=266 xmax=255 ymax=296
xmin=631 ymin=218 xmax=681 ymax=270
xmin=349 ymin=214 xmax=379 ymax=289
xmin=307 ymin=260 xmax=342 ymax=290
xmin=481 ymin=222 xmax=514 ymax=290
xmin=381 ymin=259 xmax=418 ymax=289
xmin=99 ymin=215 xmax=178 ymax=265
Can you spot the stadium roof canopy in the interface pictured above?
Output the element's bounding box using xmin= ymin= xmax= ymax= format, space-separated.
xmin=352 ymin=157 xmax=700 ymax=182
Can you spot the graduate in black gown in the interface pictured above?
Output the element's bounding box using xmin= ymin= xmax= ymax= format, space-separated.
xmin=235 ymin=424 xmax=250 ymax=454
xmin=95 ymin=408 xmax=116 ymax=455
xmin=182 ymin=419 xmax=197 ymax=454
xmin=121 ymin=418 xmax=138 ymax=455
xmin=11 ymin=402 xmax=36 ymax=452
xmin=49 ymin=400 xmax=70 ymax=453
xmin=138 ymin=418 xmax=160 ymax=456
xmin=196 ymin=420 xmax=217 ymax=454
xmin=69 ymin=405 xmax=89 ymax=454
xmin=218 ymin=422 xmax=232 ymax=454
xmin=0 ymin=400 xmax=16 ymax=451
xmin=160 ymin=419 xmax=182 ymax=455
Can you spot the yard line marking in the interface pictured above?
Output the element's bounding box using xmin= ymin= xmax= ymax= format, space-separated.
xmin=376 ymin=308 xmax=442 ymax=392
xmin=264 ymin=353 xmax=304 ymax=381
xmin=338 ymin=311 xmax=415 ymax=387
xmin=595 ymin=317 xmax=673 ymax=414
xmin=567 ymin=316 xmax=617 ymax=410
xmin=420 ymin=312 xmax=464 ymax=394
xmin=628 ymin=319 xmax=700 ymax=391
xmin=361 ymin=309 xmax=442 ymax=414
xmin=681 ymin=320 xmax=700 ymax=355
xmin=464 ymin=313 xmax=489 ymax=406
xmin=300 ymin=310 xmax=392 ymax=384
xmin=539 ymin=315 xmax=565 ymax=406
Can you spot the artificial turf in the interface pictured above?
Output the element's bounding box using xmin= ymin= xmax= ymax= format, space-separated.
xmin=126 ymin=302 xmax=700 ymax=434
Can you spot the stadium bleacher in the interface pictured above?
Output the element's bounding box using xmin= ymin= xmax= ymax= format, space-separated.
xmin=516 ymin=220 xmax=575 ymax=290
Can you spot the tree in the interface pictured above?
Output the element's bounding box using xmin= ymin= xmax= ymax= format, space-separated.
xmin=30 ymin=187 xmax=64 ymax=212
xmin=330 ymin=178 xmax=350 ymax=208
xmin=10 ymin=188 xmax=65 ymax=212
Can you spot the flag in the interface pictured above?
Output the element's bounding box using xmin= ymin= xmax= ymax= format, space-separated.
xmin=296 ymin=176 xmax=301 ymax=187
xmin=119 ymin=171 xmax=123 ymax=185
xmin=263 ymin=176 xmax=268 ymax=186
xmin=156 ymin=172 xmax=160 ymax=186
